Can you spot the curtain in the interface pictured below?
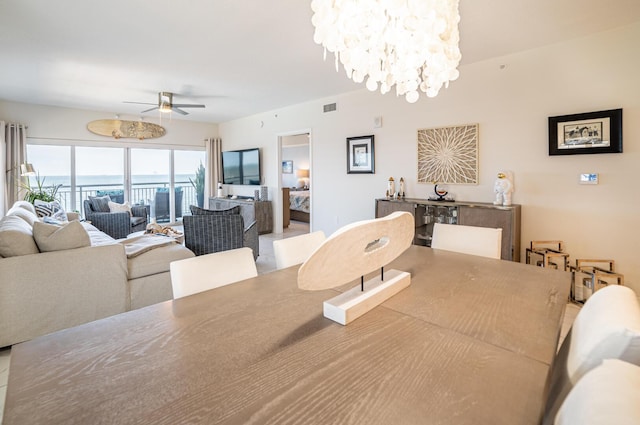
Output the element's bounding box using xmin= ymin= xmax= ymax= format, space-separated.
xmin=204 ymin=138 xmax=222 ymax=201
xmin=2 ymin=122 xmax=29 ymax=214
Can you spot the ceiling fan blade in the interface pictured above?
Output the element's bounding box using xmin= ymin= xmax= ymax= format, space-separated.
xmin=123 ymin=101 xmax=157 ymax=106
xmin=172 ymin=104 xmax=205 ymax=108
xmin=141 ymin=106 xmax=159 ymax=113
xmin=171 ymin=107 xmax=189 ymax=115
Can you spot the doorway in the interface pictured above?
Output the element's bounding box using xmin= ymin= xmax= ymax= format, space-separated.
xmin=277 ymin=131 xmax=311 ymax=234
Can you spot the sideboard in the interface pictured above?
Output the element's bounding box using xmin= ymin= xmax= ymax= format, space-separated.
xmin=209 ymin=197 xmax=273 ymax=235
xmin=375 ymin=198 xmax=521 ymax=261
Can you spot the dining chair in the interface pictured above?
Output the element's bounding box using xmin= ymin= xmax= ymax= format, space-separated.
xmin=553 ymin=358 xmax=640 ymax=425
xmin=273 ymin=230 xmax=326 ymax=270
xmin=541 ymin=285 xmax=640 ymax=425
xmin=169 ymin=247 xmax=258 ymax=299
xmin=431 ymin=223 xmax=502 ymax=259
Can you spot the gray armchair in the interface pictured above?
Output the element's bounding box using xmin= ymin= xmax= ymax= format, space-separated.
xmin=83 ymin=197 xmax=147 ymax=239
xmin=183 ymin=205 xmax=259 ymax=259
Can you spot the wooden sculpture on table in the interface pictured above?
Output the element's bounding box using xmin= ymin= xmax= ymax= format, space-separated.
xmin=298 ymin=211 xmax=414 ymax=325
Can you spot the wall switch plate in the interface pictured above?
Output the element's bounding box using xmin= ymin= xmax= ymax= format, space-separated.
xmin=373 ymin=116 xmax=383 ymax=128
xmin=579 ymin=173 xmax=599 ymax=184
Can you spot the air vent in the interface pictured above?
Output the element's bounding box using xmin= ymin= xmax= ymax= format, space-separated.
xmin=323 ymin=103 xmax=337 ymax=113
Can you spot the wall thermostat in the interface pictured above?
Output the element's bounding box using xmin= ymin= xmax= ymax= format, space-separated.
xmin=579 ymin=173 xmax=599 ymax=185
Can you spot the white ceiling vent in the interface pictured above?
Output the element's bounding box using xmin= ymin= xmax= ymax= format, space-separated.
xmin=323 ymin=103 xmax=337 ymax=113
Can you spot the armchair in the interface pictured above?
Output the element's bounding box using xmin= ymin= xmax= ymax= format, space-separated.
xmin=183 ymin=205 xmax=259 ymax=259
xmin=154 ymin=187 xmax=183 ymax=222
xmin=83 ymin=197 xmax=147 ymax=239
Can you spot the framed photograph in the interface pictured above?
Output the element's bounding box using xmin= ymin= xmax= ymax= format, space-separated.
xmin=548 ymin=109 xmax=622 ymax=155
xmin=282 ymin=160 xmax=293 ymax=174
xmin=347 ymin=135 xmax=375 ymax=174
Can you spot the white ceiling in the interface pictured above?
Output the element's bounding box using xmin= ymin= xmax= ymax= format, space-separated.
xmin=1 ymin=0 xmax=639 ymax=124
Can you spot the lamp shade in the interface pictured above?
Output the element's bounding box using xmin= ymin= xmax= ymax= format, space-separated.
xmin=20 ymin=163 xmax=35 ymax=176
xmin=296 ymin=169 xmax=309 ymax=178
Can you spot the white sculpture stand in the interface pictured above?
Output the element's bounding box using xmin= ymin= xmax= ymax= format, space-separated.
xmin=323 ymin=269 xmax=411 ymax=325
xmin=298 ymin=211 xmax=414 ymax=326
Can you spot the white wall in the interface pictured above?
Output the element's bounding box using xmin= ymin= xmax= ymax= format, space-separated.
xmin=220 ymin=23 xmax=640 ymax=292
xmin=0 ymin=101 xmax=217 ymax=150
xmin=281 ymin=145 xmax=309 ymax=188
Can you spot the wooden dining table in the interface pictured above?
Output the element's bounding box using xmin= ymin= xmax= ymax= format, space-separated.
xmin=3 ymin=245 xmax=571 ymax=425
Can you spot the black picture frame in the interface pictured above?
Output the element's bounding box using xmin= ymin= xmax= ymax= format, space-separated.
xmin=347 ymin=135 xmax=375 ymax=174
xmin=548 ymin=109 xmax=622 ymax=156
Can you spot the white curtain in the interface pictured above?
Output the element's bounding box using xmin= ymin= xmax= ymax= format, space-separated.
xmin=2 ymin=122 xmax=29 ymax=214
xmin=204 ymin=138 xmax=222 ymax=202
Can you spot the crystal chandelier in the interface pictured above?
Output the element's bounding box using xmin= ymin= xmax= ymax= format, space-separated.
xmin=311 ymin=0 xmax=462 ymax=103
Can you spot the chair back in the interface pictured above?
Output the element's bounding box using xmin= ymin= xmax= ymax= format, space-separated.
xmin=541 ymin=285 xmax=640 ymax=424
xmin=183 ymin=214 xmax=246 ymax=256
xmin=170 ymin=247 xmax=257 ymax=299
xmin=273 ymin=231 xmax=326 ymax=270
xmin=431 ymin=223 xmax=502 ymax=259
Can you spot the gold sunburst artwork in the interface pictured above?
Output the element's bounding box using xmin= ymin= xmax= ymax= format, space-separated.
xmin=417 ymin=124 xmax=478 ymax=184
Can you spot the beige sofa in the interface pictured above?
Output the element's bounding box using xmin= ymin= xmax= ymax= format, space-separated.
xmin=0 ymin=201 xmax=194 ymax=347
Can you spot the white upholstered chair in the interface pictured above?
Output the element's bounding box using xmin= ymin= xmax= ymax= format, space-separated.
xmin=170 ymin=247 xmax=257 ymax=299
xmin=431 ymin=223 xmax=502 ymax=259
xmin=542 ymin=285 xmax=640 ymax=424
xmin=273 ymin=230 xmax=326 ymax=270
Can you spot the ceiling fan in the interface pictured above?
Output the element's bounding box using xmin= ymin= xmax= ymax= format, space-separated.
xmin=124 ymin=91 xmax=205 ymax=115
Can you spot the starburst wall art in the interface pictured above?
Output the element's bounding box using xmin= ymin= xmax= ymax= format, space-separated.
xmin=417 ymin=124 xmax=478 ymax=184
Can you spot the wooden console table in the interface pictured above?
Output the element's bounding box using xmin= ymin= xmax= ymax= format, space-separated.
xmin=376 ymin=198 xmax=521 ymax=261
xmin=209 ymin=197 xmax=273 ymax=234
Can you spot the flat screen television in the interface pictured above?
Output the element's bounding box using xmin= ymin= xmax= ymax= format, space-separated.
xmin=221 ymin=148 xmax=261 ymax=185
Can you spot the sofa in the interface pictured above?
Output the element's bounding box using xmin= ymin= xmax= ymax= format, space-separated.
xmin=0 ymin=201 xmax=195 ymax=348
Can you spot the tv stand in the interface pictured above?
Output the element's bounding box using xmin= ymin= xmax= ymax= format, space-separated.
xmin=209 ymin=197 xmax=273 ymax=235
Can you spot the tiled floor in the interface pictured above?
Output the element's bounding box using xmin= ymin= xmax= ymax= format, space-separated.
xmin=0 ymin=226 xmax=582 ymax=424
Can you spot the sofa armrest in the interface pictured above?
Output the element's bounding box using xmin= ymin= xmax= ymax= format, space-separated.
xmin=0 ymin=243 xmax=129 ymax=348
xmin=243 ymin=220 xmax=259 ymax=259
xmin=131 ymin=205 xmax=148 ymax=219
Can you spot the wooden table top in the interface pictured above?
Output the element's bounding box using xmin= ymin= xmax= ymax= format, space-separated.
xmin=3 ymin=245 xmax=571 ymax=425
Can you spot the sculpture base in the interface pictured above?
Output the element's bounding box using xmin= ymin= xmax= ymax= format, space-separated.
xmin=323 ymin=269 xmax=411 ymax=325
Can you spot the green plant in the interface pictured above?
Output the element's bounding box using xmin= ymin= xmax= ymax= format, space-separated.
xmin=189 ymin=162 xmax=206 ymax=207
xmin=20 ymin=173 xmax=61 ymax=203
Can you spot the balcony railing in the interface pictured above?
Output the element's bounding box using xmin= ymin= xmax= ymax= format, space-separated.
xmin=56 ymin=181 xmax=198 ymax=223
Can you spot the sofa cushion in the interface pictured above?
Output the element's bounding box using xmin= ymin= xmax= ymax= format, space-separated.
xmin=7 ymin=205 xmax=40 ymax=226
xmin=89 ymin=195 xmax=111 ymax=212
xmin=79 ymin=221 xmax=117 ymax=246
xmin=127 ymin=243 xmax=195 ymax=279
xmin=33 ymin=221 xmax=91 ymax=252
xmin=108 ymin=200 xmax=132 ymax=216
xmin=0 ymin=215 xmax=39 ymax=257
xmin=12 ymin=201 xmax=37 ymax=215
xmin=34 ymin=199 xmax=68 ymax=221
xmin=190 ymin=205 xmax=240 ymax=216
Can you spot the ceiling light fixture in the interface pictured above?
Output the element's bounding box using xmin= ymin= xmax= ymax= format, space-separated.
xmin=310 ymin=0 xmax=462 ymax=103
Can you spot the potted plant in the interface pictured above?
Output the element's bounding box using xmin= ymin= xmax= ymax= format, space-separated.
xmin=189 ymin=162 xmax=205 ymax=207
xmin=20 ymin=172 xmax=61 ymax=203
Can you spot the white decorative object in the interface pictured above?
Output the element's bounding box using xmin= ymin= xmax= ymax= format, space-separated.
xmin=311 ymin=0 xmax=461 ymax=103
xmin=493 ymin=171 xmax=514 ymax=206
xmin=217 ymin=182 xmax=224 ymax=198
xmin=387 ymin=177 xmax=395 ymax=198
xmin=298 ymin=211 xmax=414 ymax=325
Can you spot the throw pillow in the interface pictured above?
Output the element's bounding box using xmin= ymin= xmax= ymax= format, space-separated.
xmin=0 ymin=215 xmax=40 ymax=257
xmin=89 ymin=195 xmax=111 ymax=212
xmin=190 ymin=205 xmax=240 ymax=216
xmin=34 ymin=199 xmax=68 ymax=221
xmin=33 ymin=221 xmax=90 ymax=252
xmin=108 ymin=200 xmax=132 ymax=216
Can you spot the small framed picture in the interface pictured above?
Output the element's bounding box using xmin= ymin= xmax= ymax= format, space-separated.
xmin=282 ymin=160 xmax=293 ymax=174
xmin=347 ymin=135 xmax=375 ymax=174
xmin=548 ymin=109 xmax=622 ymax=155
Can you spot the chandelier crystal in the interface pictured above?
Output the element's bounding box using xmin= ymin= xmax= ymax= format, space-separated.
xmin=311 ymin=0 xmax=462 ymax=103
